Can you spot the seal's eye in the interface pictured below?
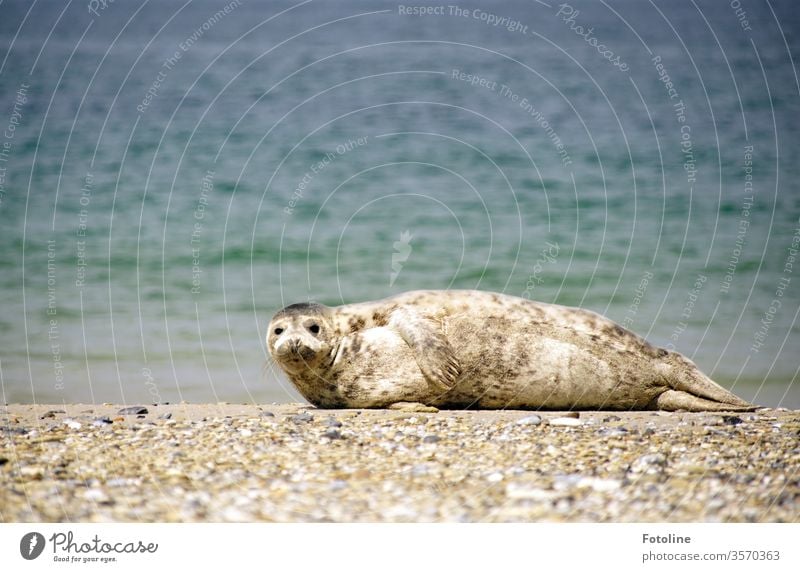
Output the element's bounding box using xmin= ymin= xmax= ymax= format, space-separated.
xmin=273 ymin=327 xmax=284 ymax=335
xmin=308 ymin=324 xmax=320 ymax=334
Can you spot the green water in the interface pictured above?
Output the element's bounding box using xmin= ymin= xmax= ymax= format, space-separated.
xmin=0 ymin=0 xmax=798 ymax=407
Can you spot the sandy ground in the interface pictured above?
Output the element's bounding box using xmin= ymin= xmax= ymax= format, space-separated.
xmin=1 ymin=403 xmax=798 ymax=522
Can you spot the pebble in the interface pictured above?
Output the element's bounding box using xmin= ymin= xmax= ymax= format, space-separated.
xmin=1 ymin=426 xmax=28 ymax=435
xmin=159 ymin=413 xmax=173 ymax=420
xmin=629 ymin=453 xmax=667 ymax=474
xmin=597 ymin=427 xmax=628 ymax=437
xmin=323 ymin=429 xmax=343 ymax=440
xmin=40 ymin=410 xmax=66 ymax=419
xmin=422 ymin=435 xmax=441 ymax=443
xmin=20 ymin=466 xmax=45 ymax=479
xmin=578 ymin=477 xmax=623 ymax=492
xmin=516 ymin=415 xmax=542 ymax=426
xmin=411 ymin=464 xmax=431 ymax=476
xmin=91 ymin=417 xmax=113 ymax=427
xmin=84 ymin=489 xmax=112 ymax=504
xmin=63 ymin=419 xmax=82 ymax=430
xmin=329 ymin=480 xmax=347 ymax=491
xmin=324 ymin=417 xmax=343 ymax=428
xmin=549 ymin=417 xmax=583 ymax=427
xmin=118 ymin=406 xmax=149 ymax=415
xmin=553 ymin=474 xmax=622 ymax=492
xmin=505 ymin=483 xmax=558 ymax=501
xmin=290 ymin=412 xmax=314 ymax=424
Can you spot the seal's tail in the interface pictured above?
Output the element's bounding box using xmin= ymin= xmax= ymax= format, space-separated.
xmin=660 ymin=354 xmax=756 ymax=411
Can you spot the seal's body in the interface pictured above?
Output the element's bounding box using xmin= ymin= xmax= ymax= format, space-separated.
xmin=267 ymin=290 xmax=754 ymax=411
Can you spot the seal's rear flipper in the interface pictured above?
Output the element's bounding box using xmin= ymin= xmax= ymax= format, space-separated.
xmin=667 ymin=355 xmax=754 ymax=408
xmin=652 ymin=390 xmax=757 ymax=412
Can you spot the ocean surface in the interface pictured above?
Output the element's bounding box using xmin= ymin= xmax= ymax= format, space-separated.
xmin=0 ymin=0 xmax=798 ymax=407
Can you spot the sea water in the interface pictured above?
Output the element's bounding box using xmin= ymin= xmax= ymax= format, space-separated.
xmin=0 ymin=0 xmax=797 ymax=407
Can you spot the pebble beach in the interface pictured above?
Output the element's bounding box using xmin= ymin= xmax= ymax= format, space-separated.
xmin=1 ymin=403 xmax=798 ymax=523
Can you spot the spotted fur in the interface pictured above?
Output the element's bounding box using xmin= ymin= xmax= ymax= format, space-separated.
xmin=267 ymin=290 xmax=755 ymax=411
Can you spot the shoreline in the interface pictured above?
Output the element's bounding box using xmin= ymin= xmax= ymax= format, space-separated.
xmin=2 ymin=403 xmax=798 ymax=522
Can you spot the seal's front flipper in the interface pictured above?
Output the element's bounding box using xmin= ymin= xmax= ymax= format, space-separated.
xmin=388 ymin=402 xmax=439 ymax=413
xmin=388 ymin=307 xmax=461 ymax=390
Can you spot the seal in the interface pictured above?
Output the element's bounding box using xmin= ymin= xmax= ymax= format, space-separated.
xmin=266 ymin=289 xmax=755 ymax=411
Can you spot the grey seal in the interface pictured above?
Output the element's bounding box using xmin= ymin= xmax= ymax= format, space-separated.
xmin=266 ymin=289 xmax=755 ymax=411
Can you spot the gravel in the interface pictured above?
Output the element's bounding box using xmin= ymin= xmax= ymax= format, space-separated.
xmin=1 ymin=403 xmax=797 ymax=522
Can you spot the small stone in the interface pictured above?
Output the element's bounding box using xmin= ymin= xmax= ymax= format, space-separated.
xmin=63 ymin=419 xmax=82 ymax=430
xmin=323 ymin=429 xmax=343 ymax=440
xmin=597 ymin=427 xmax=628 ymax=437
xmin=722 ymin=415 xmax=742 ymax=425
xmin=516 ymin=415 xmax=542 ymax=426
xmin=324 ymin=417 xmax=343 ymax=428
xmin=329 ymin=480 xmax=347 ymax=491
xmin=1 ymin=426 xmax=28 ymax=435
xmin=486 ymin=472 xmax=504 ymax=483
xmin=603 ymin=415 xmax=622 ymax=422
xmin=239 ymin=428 xmax=253 ymax=437
xmin=260 ymin=411 xmax=275 ymax=418
xmin=159 ymin=413 xmax=173 ymax=420
xmin=629 ymin=453 xmax=667 ymax=474
xmin=549 ymin=417 xmax=583 ymax=427
xmin=118 ymin=406 xmax=148 ymax=415
xmin=40 ymin=409 xmax=65 ymax=419
xmin=84 ymin=489 xmax=112 ymax=504
xmin=91 ymin=417 xmax=113 ymax=427
xmin=107 ymin=478 xmax=136 ymax=487
xmin=505 ymin=483 xmax=557 ymax=501
xmin=20 ymin=466 xmax=45 ymax=479
xmin=553 ymin=474 xmax=582 ymax=490
xmin=422 ymin=435 xmax=441 ymax=443
xmin=290 ymin=412 xmax=314 ymax=424
xmin=577 ymin=477 xmax=622 ymax=492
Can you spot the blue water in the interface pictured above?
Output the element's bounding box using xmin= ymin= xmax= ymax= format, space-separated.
xmin=0 ymin=0 xmax=798 ymax=407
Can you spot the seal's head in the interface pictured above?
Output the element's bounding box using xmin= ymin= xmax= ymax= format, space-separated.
xmin=267 ymin=302 xmax=334 ymax=374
